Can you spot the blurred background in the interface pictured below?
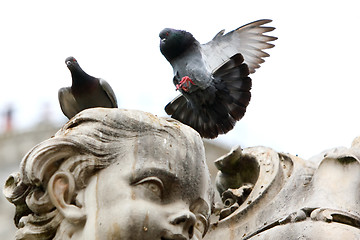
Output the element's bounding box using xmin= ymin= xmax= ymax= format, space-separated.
xmin=1 ymin=0 xmax=359 ymax=238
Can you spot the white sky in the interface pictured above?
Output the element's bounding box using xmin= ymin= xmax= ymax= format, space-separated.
xmin=0 ymin=0 xmax=359 ymax=159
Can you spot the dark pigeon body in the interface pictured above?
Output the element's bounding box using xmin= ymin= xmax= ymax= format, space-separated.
xmin=159 ymin=19 xmax=277 ymax=138
xmin=58 ymin=56 xmax=118 ymax=119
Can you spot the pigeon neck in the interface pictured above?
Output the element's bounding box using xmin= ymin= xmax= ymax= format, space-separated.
xmin=71 ymin=67 xmax=95 ymax=88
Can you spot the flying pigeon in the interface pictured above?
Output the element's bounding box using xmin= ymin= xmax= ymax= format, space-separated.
xmin=58 ymin=56 xmax=118 ymax=119
xmin=159 ymin=19 xmax=277 ymax=138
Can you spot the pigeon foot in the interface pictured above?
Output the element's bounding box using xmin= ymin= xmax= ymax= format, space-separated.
xmin=176 ymin=76 xmax=196 ymax=92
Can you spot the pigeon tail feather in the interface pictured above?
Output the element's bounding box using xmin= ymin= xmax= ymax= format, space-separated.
xmin=165 ymin=53 xmax=251 ymax=138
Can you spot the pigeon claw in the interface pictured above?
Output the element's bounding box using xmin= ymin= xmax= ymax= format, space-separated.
xmin=176 ymin=76 xmax=196 ymax=92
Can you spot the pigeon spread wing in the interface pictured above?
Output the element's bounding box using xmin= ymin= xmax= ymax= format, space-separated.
xmin=201 ymin=19 xmax=277 ymax=74
xmin=99 ymin=78 xmax=118 ymax=108
xmin=58 ymin=87 xmax=82 ymax=119
xmin=163 ymin=20 xmax=276 ymax=138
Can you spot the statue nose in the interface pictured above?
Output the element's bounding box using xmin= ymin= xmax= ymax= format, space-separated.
xmin=169 ymin=210 xmax=196 ymax=239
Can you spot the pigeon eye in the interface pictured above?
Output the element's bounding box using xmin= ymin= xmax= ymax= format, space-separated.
xmin=166 ymin=32 xmax=169 ymax=36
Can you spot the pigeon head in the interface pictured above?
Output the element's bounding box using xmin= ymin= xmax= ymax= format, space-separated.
xmin=65 ymin=56 xmax=81 ymax=71
xmin=159 ymin=28 xmax=196 ymax=62
xmin=65 ymin=56 xmax=92 ymax=86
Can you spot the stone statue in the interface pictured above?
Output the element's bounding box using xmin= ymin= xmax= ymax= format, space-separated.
xmin=3 ymin=107 xmax=360 ymax=239
xmin=4 ymin=108 xmax=213 ymax=240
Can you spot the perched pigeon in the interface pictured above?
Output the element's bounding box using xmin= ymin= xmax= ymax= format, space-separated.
xmin=159 ymin=19 xmax=277 ymax=138
xmin=58 ymin=56 xmax=118 ymax=119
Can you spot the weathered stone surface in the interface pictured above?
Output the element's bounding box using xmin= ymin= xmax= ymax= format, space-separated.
xmin=3 ymin=108 xmax=213 ymax=240
xmin=0 ymin=121 xmax=227 ymax=240
xmin=2 ymin=108 xmax=360 ymax=239
xmin=205 ymin=140 xmax=360 ymax=239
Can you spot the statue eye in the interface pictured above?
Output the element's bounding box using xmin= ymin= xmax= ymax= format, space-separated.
xmin=134 ymin=177 xmax=164 ymax=199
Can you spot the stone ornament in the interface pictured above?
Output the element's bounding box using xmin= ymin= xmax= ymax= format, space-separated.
xmin=4 ymin=108 xmax=213 ymax=240
xmin=207 ymin=142 xmax=360 ymax=239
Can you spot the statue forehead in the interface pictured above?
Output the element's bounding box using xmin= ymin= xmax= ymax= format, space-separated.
xmin=131 ymin=133 xmax=206 ymax=176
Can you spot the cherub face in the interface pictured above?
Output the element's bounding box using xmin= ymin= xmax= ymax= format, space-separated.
xmin=80 ymin=134 xmax=212 ymax=240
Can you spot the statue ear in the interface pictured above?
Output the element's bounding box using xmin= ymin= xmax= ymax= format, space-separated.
xmin=48 ymin=171 xmax=86 ymax=223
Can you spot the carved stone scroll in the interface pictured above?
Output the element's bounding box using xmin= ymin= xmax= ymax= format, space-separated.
xmin=206 ymin=140 xmax=360 ymax=239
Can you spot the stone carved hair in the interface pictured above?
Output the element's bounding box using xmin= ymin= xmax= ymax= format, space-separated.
xmin=4 ymin=108 xmax=209 ymax=240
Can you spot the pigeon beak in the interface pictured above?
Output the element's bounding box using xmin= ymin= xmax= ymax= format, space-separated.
xmin=161 ymin=38 xmax=166 ymax=43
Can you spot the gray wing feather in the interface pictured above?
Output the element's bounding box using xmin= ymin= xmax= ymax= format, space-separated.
xmin=201 ymin=19 xmax=277 ymax=74
xmin=99 ymin=78 xmax=118 ymax=108
xmin=58 ymin=87 xmax=81 ymax=119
